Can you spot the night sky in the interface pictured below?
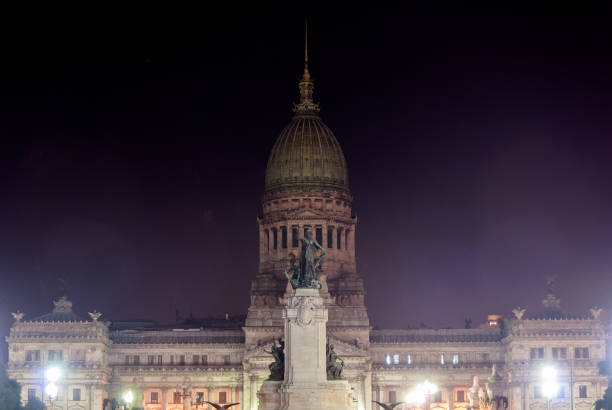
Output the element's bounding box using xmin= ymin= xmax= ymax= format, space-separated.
xmin=2 ymin=6 xmax=612 ymax=358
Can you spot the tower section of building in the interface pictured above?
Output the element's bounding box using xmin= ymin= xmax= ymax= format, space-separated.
xmin=245 ymin=61 xmax=369 ymax=345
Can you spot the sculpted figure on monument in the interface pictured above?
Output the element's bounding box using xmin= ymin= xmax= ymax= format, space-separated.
xmin=265 ymin=339 xmax=285 ymax=381
xmin=284 ymin=227 xmax=326 ymax=289
xmin=326 ymin=343 xmax=344 ymax=379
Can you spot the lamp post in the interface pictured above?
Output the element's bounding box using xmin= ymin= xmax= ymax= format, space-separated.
xmin=123 ymin=390 xmax=134 ymax=409
xmin=541 ymin=365 xmax=559 ymax=410
xmin=405 ymin=380 xmax=438 ymax=410
xmin=176 ymin=385 xmax=193 ymax=410
xmin=44 ymin=366 xmax=62 ymax=410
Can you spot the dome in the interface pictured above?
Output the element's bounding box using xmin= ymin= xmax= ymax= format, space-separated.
xmin=265 ymin=65 xmax=349 ymax=193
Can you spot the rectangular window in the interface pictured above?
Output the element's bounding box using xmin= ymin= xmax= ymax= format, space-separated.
xmin=48 ymin=350 xmax=56 ymax=361
xmin=170 ymin=355 xmax=174 ymax=365
xmin=393 ymin=354 xmax=400 ymax=364
xmin=73 ymin=388 xmax=81 ymax=401
xmin=385 ymin=354 xmax=391 ymax=365
xmin=223 ymin=355 xmax=230 ymax=365
xmin=151 ymin=392 xmax=159 ymax=404
xmin=315 ymin=226 xmax=323 ymax=244
xmin=433 ymin=391 xmax=442 ymax=403
xmin=28 ymin=389 xmax=37 ymax=402
xmin=531 ymin=348 xmax=544 ymax=359
xmin=552 ymin=348 xmax=559 ymax=359
xmin=173 ymin=392 xmax=181 ymax=404
xmin=534 ymin=386 xmax=542 ymax=399
xmin=407 ymin=354 xmax=412 ymax=365
xmin=482 ymin=353 xmax=489 ymax=362
xmin=158 ymin=355 xmax=163 ymax=365
xmin=148 ymin=355 xmax=155 ymax=365
xmin=579 ymin=385 xmax=587 ymax=398
xmin=441 ymin=353 xmax=445 ymax=365
xmin=202 ymin=355 xmax=208 ymax=365
xmin=281 ymin=226 xmax=287 ymax=249
xmin=265 ymin=230 xmax=269 ymax=252
xmin=453 ymin=354 xmax=459 ymax=365
xmin=560 ymin=348 xmax=567 ymax=359
xmin=557 ymin=386 xmax=565 ymax=398
xmin=292 ymin=227 xmax=299 ymax=248
xmin=345 ymin=230 xmax=349 ymax=250
xmin=193 ymin=355 xmax=200 ymax=365
xmin=327 ymin=228 xmax=333 ymax=248
xmin=133 ymin=355 xmax=140 ymax=365
xmin=26 ymin=350 xmax=40 ymax=362
xmin=273 ymin=229 xmax=278 ymax=250
xmin=179 ymin=355 xmax=185 ymax=365
xmin=388 ymin=391 xmax=397 ymax=403
xmin=125 ymin=355 xmax=130 ymax=365
xmin=219 ymin=391 xmax=227 ymax=404
xmin=582 ymin=348 xmax=589 ymax=359
xmin=337 ymin=228 xmax=342 ymax=249
xmin=457 ymin=391 xmax=465 ymax=402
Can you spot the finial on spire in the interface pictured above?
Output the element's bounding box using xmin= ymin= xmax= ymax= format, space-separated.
xmin=294 ymin=17 xmax=319 ymax=115
xmin=305 ymin=17 xmax=309 ymax=67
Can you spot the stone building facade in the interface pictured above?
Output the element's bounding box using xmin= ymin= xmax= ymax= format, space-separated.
xmin=5 ymin=61 xmax=610 ymax=410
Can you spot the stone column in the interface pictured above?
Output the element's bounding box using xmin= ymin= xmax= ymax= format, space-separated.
xmin=448 ymin=387 xmax=454 ymax=410
xmin=162 ymin=388 xmax=167 ymax=410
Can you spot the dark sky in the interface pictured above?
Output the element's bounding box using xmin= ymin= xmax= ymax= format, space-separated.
xmin=2 ymin=5 xmax=612 ymax=358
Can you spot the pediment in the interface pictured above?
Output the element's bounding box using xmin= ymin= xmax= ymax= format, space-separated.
xmin=328 ymin=336 xmax=369 ymax=357
xmin=286 ymin=208 xmax=328 ymax=219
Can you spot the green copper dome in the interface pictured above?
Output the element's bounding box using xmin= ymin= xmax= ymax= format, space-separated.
xmin=265 ymin=65 xmax=349 ymax=193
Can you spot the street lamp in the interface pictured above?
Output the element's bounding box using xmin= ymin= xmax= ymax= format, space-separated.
xmin=541 ymin=365 xmax=558 ymax=410
xmin=123 ymin=390 xmax=134 ymax=409
xmin=405 ymin=380 xmax=438 ymax=410
xmin=44 ymin=365 xmax=62 ymax=410
xmin=175 ymin=385 xmax=193 ymax=409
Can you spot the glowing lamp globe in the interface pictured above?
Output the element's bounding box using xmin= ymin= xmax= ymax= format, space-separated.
xmin=45 ymin=366 xmax=62 ymax=382
xmin=123 ymin=390 xmax=134 ymax=404
xmin=45 ymin=383 xmax=58 ymax=399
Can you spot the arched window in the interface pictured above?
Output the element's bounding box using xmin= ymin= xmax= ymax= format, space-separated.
xmin=315 ymin=226 xmax=323 ymax=245
xmin=327 ymin=227 xmax=334 ymax=248
xmin=264 ymin=230 xmax=270 ymax=252
xmin=337 ymin=228 xmax=343 ymax=250
xmin=292 ymin=226 xmax=299 ymax=248
xmin=273 ymin=228 xmax=278 ymax=250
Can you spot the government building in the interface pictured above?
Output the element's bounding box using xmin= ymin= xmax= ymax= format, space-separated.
xmin=5 ymin=57 xmax=611 ymax=410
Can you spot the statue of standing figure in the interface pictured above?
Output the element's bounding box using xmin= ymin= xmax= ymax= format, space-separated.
xmin=284 ymin=227 xmax=326 ymax=289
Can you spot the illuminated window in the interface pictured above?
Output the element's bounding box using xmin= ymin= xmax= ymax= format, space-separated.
xmin=393 ymin=354 xmax=400 ymax=364
xmin=385 ymin=354 xmax=392 ymax=365
xmin=441 ymin=354 xmax=445 ymax=365
xmin=579 ymin=386 xmax=587 ymax=398
xmin=453 ymin=354 xmax=459 ymax=365
xmin=407 ymin=354 xmax=412 ymax=365
xmin=219 ymin=391 xmax=227 ymax=404
xmin=281 ymin=226 xmax=287 ymax=249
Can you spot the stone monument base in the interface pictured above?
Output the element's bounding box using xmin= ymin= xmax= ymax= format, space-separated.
xmin=258 ymin=379 xmax=353 ymax=410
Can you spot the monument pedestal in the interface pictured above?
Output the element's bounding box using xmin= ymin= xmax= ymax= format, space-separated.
xmin=258 ymin=288 xmax=353 ymax=410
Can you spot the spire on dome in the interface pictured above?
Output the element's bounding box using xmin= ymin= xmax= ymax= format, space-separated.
xmin=293 ymin=18 xmax=320 ymax=114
